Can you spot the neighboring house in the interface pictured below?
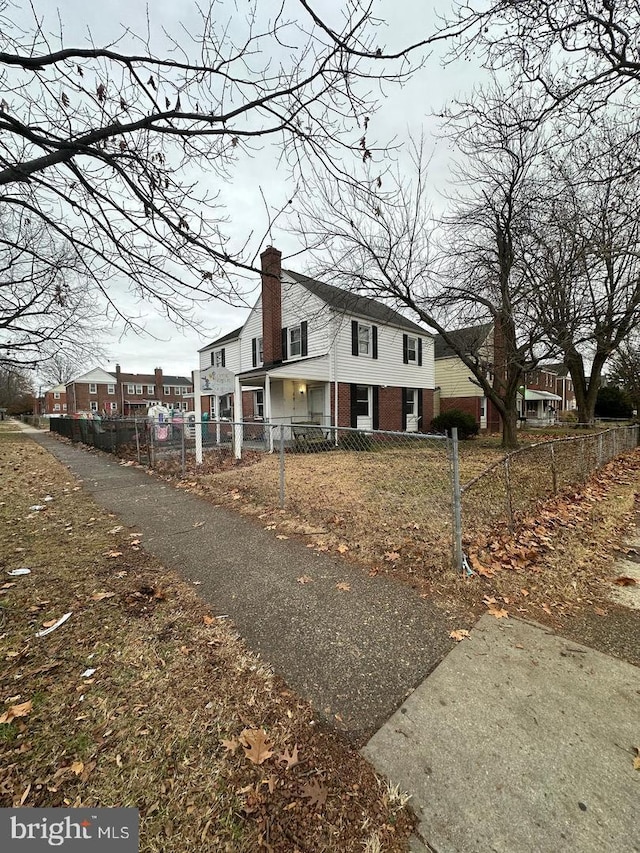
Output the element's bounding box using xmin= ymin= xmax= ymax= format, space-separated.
xmin=521 ymin=366 xmax=563 ymax=424
xmin=66 ymin=367 xmax=193 ymax=415
xmin=542 ymin=362 xmax=577 ymax=414
xmin=40 ymin=384 xmax=68 ymax=416
xmin=199 ymin=246 xmax=435 ymax=432
xmin=434 ymin=324 xmax=502 ymax=432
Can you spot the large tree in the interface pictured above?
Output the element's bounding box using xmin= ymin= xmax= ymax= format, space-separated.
xmin=294 ymin=89 xmax=548 ymax=448
xmin=0 ymin=0 xmax=457 ymax=340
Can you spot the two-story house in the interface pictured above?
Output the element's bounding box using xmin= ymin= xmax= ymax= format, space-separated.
xmin=199 ymin=246 xmax=435 ymax=433
xmin=40 ymin=384 xmax=68 ymax=416
xmin=66 ymin=367 xmax=193 ymax=415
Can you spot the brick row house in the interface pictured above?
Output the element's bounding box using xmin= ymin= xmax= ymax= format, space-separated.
xmin=65 ymin=367 xmax=193 ymax=416
xmin=38 ymin=384 xmax=68 ymax=416
xmin=198 ymin=246 xmax=436 ymax=432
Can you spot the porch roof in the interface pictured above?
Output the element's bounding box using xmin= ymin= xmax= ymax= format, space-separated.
xmin=525 ymin=389 xmax=562 ymax=402
xmin=237 ymin=354 xmax=329 ymax=383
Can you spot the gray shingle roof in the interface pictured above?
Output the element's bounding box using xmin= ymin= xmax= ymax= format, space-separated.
xmin=198 ymin=326 xmax=243 ymax=353
xmin=284 ymin=270 xmax=431 ymax=337
xmin=434 ymin=323 xmax=492 ymax=359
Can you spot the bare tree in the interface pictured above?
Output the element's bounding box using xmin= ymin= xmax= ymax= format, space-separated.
xmin=294 ymin=88 xmax=548 ymax=448
xmin=0 ymin=0 xmax=464 ymax=338
xmin=0 ymin=207 xmax=106 ymax=368
xmin=522 ymin=129 xmax=640 ymax=424
xmin=0 ymin=364 xmax=33 ymax=413
xmin=608 ymin=339 xmax=640 ymax=414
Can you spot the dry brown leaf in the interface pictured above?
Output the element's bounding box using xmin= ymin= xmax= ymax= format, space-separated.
xmin=239 ymin=728 xmax=274 ymax=765
xmin=336 ymin=582 xmax=351 ymax=592
xmin=487 ymin=606 xmax=508 ymax=619
xmin=42 ymin=619 xmax=57 ymax=628
xmin=70 ymin=760 xmax=84 ymax=776
xmin=301 ymin=778 xmax=328 ymax=809
xmin=276 ymin=534 xmax=289 ymax=540
xmin=541 ymin=604 xmax=552 ymax=615
xmin=613 ymin=576 xmax=638 ymax=586
xmin=336 ymin=543 xmax=349 ymax=554
xmin=520 ymin=589 xmax=529 ymax=597
xmin=203 ymin=615 xmax=215 ymax=626
xmin=91 ymin=592 xmax=115 ymax=602
xmin=297 ymin=575 xmax=313 ymax=585
xmin=0 ymin=699 xmax=33 ymax=724
xmin=594 ymin=607 xmax=607 ymax=616
xmin=450 ymin=629 xmax=470 ymax=642
xmin=221 ymin=737 xmax=239 ymax=754
xmin=278 ymin=744 xmax=300 ymax=769
xmin=384 ymin=551 xmax=400 ymax=561
xmin=633 ymin=748 xmax=640 ymax=771
xmin=107 ymin=551 xmax=123 ymax=558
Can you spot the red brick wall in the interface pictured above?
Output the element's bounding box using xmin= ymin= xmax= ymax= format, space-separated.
xmin=67 ymin=383 xmax=117 ymax=415
xmin=330 ymin=383 xmax=435 ymax=432
xmin=242 ymin=390 xmax=255 ymax=419
xmin=261 ymin=246 xmax=282 ymax=365
xmin=44 ymin=391 xmax=67 ymax=414
xmin=440 ymin=396 xmax=481 ymax=421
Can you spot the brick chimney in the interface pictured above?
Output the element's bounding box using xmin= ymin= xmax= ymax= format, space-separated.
xmin=261 ymin=245 xmax=282 ymax=364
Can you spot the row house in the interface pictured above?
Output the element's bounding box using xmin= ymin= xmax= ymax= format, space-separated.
xmin=65 ymin=367 xmax=193 ymax=416
xmin=198 ymin=246 xmax=436 ymax=433
xmin=39 ymin=384 xmax=68 ymax=416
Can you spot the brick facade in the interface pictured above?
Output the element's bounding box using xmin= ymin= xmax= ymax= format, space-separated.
xmin=329 ymin=382 xmax=435 ymax=433
xmin=66 ymin=367 xmax=193 ymax=415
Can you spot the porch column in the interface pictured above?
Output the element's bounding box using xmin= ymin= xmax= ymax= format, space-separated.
xmin=233 ymin=375 xmax=242 ymax=460
xmin=265 ymin=374 xmax=274 ymax=452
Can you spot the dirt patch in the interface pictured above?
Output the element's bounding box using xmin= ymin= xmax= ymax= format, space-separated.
xmin=0 ymin=431 xmax=415 ymax=851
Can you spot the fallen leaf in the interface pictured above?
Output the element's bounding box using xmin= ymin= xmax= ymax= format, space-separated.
xmin=487 ymin=606 xmax=508 ymax=619
xmin=70 ymin=760 xmax=84 ymax=776
xmin=297 ymin=575 xmax=313 ymax=585
xmin=301 ymin=778 xmax=328 ymax=808
xmin=0 ymin=699 xmax=33 ymax=724
xmin=203 ymin=615 xmax=215 ymax=626
xmin=278 ymin=745 xmax=300 ymax=769
xmin=336 ymin=582 xmax=351 ymax=592
xmin=520 ymin=589 xmax=529 ymax=597
xmin=42 ymin=619 xmax=57 ymax=628
xmin=221 ymin=736 xmax=239 ymax=755
xmin=541 ymin=604 xmax=552 ymax=615
xmin=384 ymin=551 xmax=400 ymax=561
xmin=634 ymin=748 xmax=640 ymax=771
xmin=449 ymin=629 xmax=470 ymax=642
xmin=276 ymin=534 xmax=289 ymax=540
xmin=91 ymin=592 xmax=115 ymax=601
xmin=594 ymin=607 xmax=607 ymax=616
xmin=336 ymin=543 xmax=349 ymax=553
xmin=108 ymin=526 xmax=123 ymax=534
xmin=613 ymin=576 xmax=638 ymax=586
xmin=107 ymin=551 xmax=123 ymax=558
xmin=239 ymin=728 xmax=274 ymax=765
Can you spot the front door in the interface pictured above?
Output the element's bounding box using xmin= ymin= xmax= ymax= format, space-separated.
xmin=406 ymin=389 xmax=419 ymax=432
xmin=356 ymin=385 xmax=372 ymax=431
xmin=309 ymin=386 xmax=324 ymax=423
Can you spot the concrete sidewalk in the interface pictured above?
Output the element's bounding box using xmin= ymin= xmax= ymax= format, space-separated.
xmin=27 ymin=428 xmax=452 ymax=742
xmin=364 ymin=615 xmax=640 ymax=853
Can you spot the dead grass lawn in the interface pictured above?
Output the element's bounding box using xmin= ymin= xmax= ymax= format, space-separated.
xmin=0 ymin=429 xmax=415 ymax=852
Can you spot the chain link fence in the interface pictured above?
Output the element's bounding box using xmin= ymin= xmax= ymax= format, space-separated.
xmin=461 ymin=426 xmax=640 ymax=539
xmin=48 ymin=417 xmax=639 ymax=573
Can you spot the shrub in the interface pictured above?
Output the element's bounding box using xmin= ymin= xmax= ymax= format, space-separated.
xmin=431 ymin=409 xmax=479 ymax=440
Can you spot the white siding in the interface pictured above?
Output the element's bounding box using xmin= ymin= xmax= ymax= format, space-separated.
xmin=280 ymin=275 xmax=330 ymax=359
xmin=240 ymin=298 xmax=263 ymax=371
xmin=332 ymin=314 xmax=434 ymax=389
xmin=199 ymin=337 xmax=241 ymax=372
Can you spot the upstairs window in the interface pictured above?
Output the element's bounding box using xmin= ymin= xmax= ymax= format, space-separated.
xmin=53 ymin=391 xmax=60 ymax=399
xmin=403 ymin=334 xmax=422 ymax=365
xmin=289 ymin=325 xmax=302 ymax=358
xmin=135 ymin=384 xmax=143 ymax=394
xmin=89 ymin=383 xmax=97 ymax=394
xmin=163 ymin=385 xmax=170 ymax=395
xmin=127 ymin=383 xmax=135 ymax=394
xmin=213 ymin=348 xmax=226 ymax=367
xmin=147 ymin=385 xmax=155 ymax=395
xmin=252 ymin=336 xmax=264 ymax=367
xmin=281 ymin=322 xmax=308 ymax=360
xmin=107 ymin=384 xmax=115 ymax=394
xmin=351 ymin=320 xmax=378 ymax=358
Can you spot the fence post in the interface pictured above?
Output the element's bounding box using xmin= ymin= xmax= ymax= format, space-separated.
xmin=550 ymin=443 xmax=558 ymax=494
xmin=279 ymin=425 xmax=285 ymax=509
xmin=450 ymin=428 xmax=463 ymax=573
xmin=597 ymin=433 xmax=603 ymax=468
xmin=181 ymin=422 xmax=186 ymax=477
xmin=134 ymin=418 xmax=141 ymax=464
xmin=504 ymin=456 xmax=514 ymax=530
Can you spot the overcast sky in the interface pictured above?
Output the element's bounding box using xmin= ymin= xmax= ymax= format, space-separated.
xmin=27 ymin=0 xmax=483 ymax=383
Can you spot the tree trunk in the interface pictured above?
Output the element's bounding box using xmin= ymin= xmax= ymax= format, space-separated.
xmin=501 ymin=405 xmax=519 ymax=449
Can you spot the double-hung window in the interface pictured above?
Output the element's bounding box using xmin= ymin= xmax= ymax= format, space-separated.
xmin=289 ymin=325 xmax=302 ymax=358
xmin=107 ymin=384 xmax=115 ymax=394
xmin=358 ymin=324 xmax=370 ymax=356
xmin=89 ymin=383 xmax=97 ymax=394
xmin=351 ymin=320 xmax=378 ymax=358
xmin=255 ymin=389 xmax=264 ymax=418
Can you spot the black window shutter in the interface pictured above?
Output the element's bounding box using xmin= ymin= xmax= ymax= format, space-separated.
xmin=301 ymin=321 xmax=308 ymax=357
xmin=351 ymin=320 xmax=359 ymax=356
xmin=402 ymin=387 xmax=409 ymax=431
xmin=211 ymin=352 xmax=215 ymax=366
xmin=403 ymin=334 xmax=409 ymax=364
xmin=418 ymin=338 xmax=423 ymax=366
xmin=372 ymin=325 xmax=378 ymax=359
xmin=372 ymin=386 xmax=379 ymax=430
xmin=221 ymin=348 xmax=226 ymax=367
xmin=350 ymin=384 xmax=358 ymax=428
xmin=252 ymin=338 xmax=257 ymax=368
xmin=417 ymin=389 xmax=424 ymax=431
xmin=281 ymin=327 xmax=288 ymax=361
